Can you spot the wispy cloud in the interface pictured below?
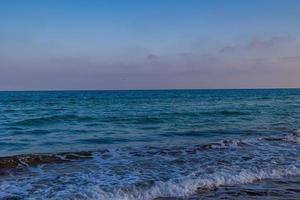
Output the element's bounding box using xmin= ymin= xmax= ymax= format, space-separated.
xmin=219 ymin=36 xmax=293 ymax=53
xmin=281 ymin=55 xmax=300 ymax=61
xmin=146 ymin=54 xmax=159 ymax=61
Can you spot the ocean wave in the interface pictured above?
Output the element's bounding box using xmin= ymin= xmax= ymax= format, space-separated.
xmin=198 ymin=139 xmax=248 ymax=149
xmin=262 ymin=132 xmax=300 ymax=143
xmin=1 ymin=161 xmax=299 ymax=200
xmin=13 ymin=114 xmax=96 ymax=126
xmin=1 ymin=132 xmax=298 ymax=172
xmin=160 ymin=110 xmax=250 ymax=118
xmin=68 ymin=166 xmax=300 ymax=200
xmin=0 ymin=139 xmax=250 ymax=171
xmin=101 ymin=116 xmax=164 ymax=125
xmin=0 ymin=131 xmax=299 ymax=199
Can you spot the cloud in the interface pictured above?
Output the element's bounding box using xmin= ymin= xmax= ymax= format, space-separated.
xmin=219 ymin=46 xmax=237 ymax=53
xmin=246 ymin=36 xmax=291 ymax=50
xmin=48 ymin=57 xmax=91 ymax=65
xmin=146 ymin=54 xmax=159 ymax=61
xmin=1 ymin=34 xmax=299 ymax=90
xmin=219 ymin=36 xmax=293 ymax=53
xmin=281 ymin=55 xmax=300 ymax=61
xmin=178 ymin=52 xmax=192 ymax=57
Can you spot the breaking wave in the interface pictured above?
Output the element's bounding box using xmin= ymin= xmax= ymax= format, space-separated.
xmin=0 ymin=132 xmax=299 ymax=199
xmin=91 ymin=166 xmax=300 ymax=200
xmin=1 ymin=132 xmax=298 ymax=172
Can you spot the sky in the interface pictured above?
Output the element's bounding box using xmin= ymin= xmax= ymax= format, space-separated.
xmin=0 ymin=0 xmax=300 ymax=90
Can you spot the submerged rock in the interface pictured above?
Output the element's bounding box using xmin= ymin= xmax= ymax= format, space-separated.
xmin=0 ymin=150 xmax=94 ymax=172
xmin=196 ymin=186 xmax=217 ymax=194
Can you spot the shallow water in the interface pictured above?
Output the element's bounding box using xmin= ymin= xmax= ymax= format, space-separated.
xmin=0 ymin=89 xmax=300 ymax=199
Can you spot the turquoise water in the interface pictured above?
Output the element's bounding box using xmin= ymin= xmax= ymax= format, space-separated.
xmin=0 ymin=89 xmax=299 ymax=199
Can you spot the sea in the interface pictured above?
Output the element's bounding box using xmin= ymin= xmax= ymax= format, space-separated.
xmin=0 ymin=89 xmax=299 ymax=200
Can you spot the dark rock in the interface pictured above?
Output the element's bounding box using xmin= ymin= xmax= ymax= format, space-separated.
xmin=196 ymin=186 xmax=217 ymax=194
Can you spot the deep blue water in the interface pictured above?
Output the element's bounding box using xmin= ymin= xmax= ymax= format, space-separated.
xmin=0 ymin=89 xmax=300 ymax=199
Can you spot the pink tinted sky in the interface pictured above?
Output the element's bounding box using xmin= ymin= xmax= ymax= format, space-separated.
xmin=0 ymin=0 xmax=300 ymax=90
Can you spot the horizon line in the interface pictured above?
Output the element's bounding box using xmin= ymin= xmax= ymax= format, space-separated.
xmin=0 ymin=87 xmax=300 ymax=92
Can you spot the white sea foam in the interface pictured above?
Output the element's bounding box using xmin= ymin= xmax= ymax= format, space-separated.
xmin=285 ymin=133 xmax=300 ymax=143
xmin=0 ymin=133 xmax=299 ymax=200
xmin=67 ymin=165 xmax=300 ymax=200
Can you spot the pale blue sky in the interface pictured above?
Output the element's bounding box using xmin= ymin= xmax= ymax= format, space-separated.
xmin=0 ymin=0 xmax=300 ymax=90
